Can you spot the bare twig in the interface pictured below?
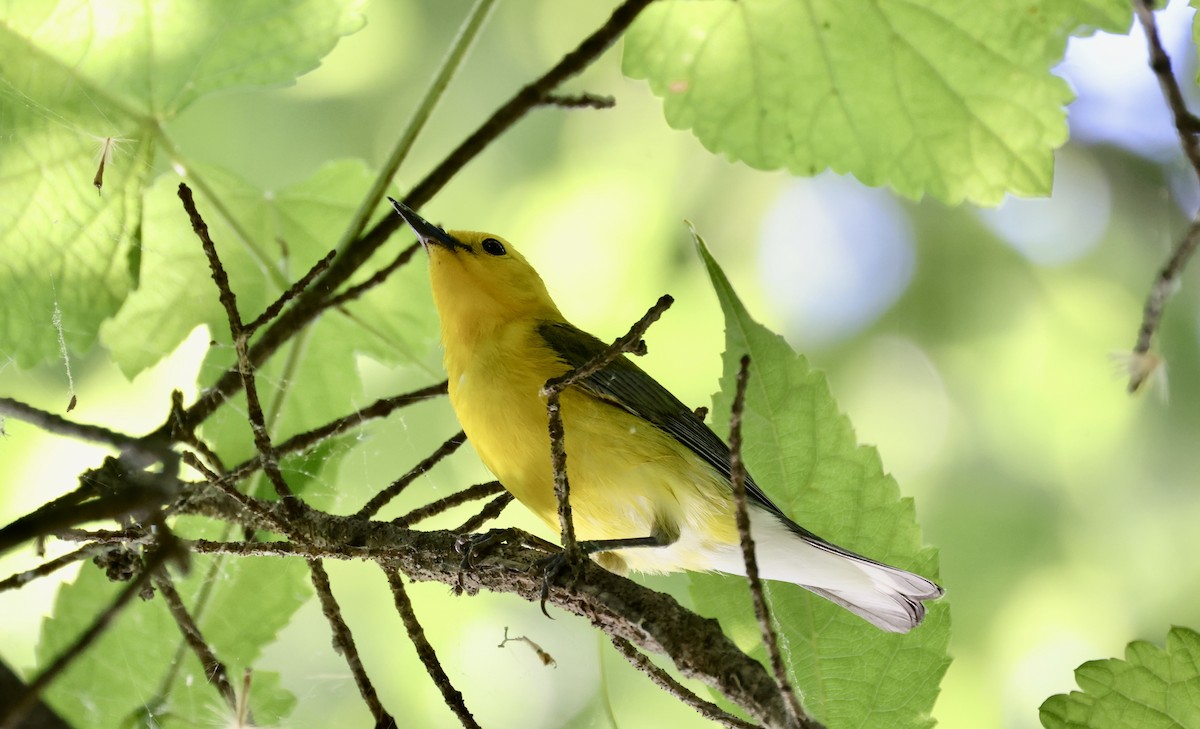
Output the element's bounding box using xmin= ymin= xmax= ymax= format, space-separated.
xmin=161 ymin=0 xmax=658 ymax=440
xmin=609 ymin=636 xmax=761 ymax=729
xmin=170 ymin=390 xmax=226 ymax=474
xmin=1127 ymin=0 xmax=1200 ymax=389
xmin=221 ymin=381 xmax=450 ymax=485
xmin=245 ymin=248 xmax=337 ymax=335
xmin=180 ymin=452 xmax=294 ymax=537
xmin=154 ymin=571 xmax=238 ymax=712
xmin=542 ymin=393 xmax=580 ymax=556
xmin=357 ymin=431 xmax=467 ymax=519
xmin=182 ymin=530 xmax=795 ymax=728
xmin=728 ymin=356 xmax=809 ymax=728
xmin=1 ymin=458 xmax=178 ymax=554
xmin=321 ymin=243 xmax=422 ymax=310
xmin=178 ymin=183 xmax=295 ymax=504
xmin=0 ymin=544 xmax=171 ymax=729
xmin=1133 ymin=0 xmax=1200 ymax=170
xmin=452 ymin=492 xmax=514 ymax=534
xmin=383 ymin=566 xmax=480 ymax=728
xmin=309 ymin=559 xmax=396 ymax=728
xmin=541 ymin=92 xmax=616 ymax=109
xmin=393 ymin=481 xmax=505 ymax=528
xmin=541 ymin=295 xmax=673 ymax=395
xmin=0 ymin=397 xmax=143 ymax=451
xmin=0 ymin=544 xmax=105 ymax=593
xmin=497 ymin=627 xmax=556 ymax=667
xmin=539 ymin=295 xmax=674 ymax=557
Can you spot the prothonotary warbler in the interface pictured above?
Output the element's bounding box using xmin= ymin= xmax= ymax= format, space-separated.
xmin=389 ymin=199 xmax=942 ymax=633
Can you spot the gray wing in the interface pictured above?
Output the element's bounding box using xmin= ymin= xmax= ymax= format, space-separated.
xmin=537 ymin=320 xmax=825 ymax=541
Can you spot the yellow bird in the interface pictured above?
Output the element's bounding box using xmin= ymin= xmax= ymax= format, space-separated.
xmin=389 ymin=199 xmax=942 ymax=633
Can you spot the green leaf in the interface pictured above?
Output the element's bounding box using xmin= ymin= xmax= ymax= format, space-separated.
xmin=622 ymin=0 xmax=1130 ymax=204
xmin=36 ymin=554 xmax=310 ymax=728
xmin=689 ymin=230 xmax=949 ymax=729
xmin=0 ymin=0 xmax=365 ymax=367
xmin=96 ymin=158 xmax=439 ymax=490
xmin=100 ymin=159 xmax=437 ymax=377
xmin=1040 ymin=626 xmax=1200 ymax=729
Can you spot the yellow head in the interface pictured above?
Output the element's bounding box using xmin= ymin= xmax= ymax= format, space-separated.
xmin=388 ymin=199 xmax=562 ymax=349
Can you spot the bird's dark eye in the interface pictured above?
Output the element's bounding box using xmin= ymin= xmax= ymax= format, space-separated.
xmin=481 ymin=237 xmax=506 ymax=256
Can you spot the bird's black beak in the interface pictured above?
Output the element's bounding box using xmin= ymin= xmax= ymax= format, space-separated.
xmin=388 ymin=197 xmax=471 ymax=253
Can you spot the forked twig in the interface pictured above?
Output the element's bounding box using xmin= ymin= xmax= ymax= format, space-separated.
xmin=539 ymin=295 xmax=674 ymax=557
xmin=178 ymin=183 xmax=295 ymax=504
xmin=1127 ymin=0 xmax=1200 ymax=390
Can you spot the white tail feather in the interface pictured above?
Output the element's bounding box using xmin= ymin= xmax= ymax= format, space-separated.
xmin=707 ymin=508 xmax=943 ymax=633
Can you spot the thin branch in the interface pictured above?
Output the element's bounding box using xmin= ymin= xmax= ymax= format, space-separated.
xmin=1133 ymin=0 xmax=1200 ymax=171
xmin=1127 ymin=0 xmax=1200 ymax=388
xmin=452 ymin=492 xmax=514 ymax=534
xmin=0 ymin=544 xmax=104 ymax=593
xmin=1 ymin=458 xmax=178 ymax=554
xmin=309 ymin=559 xmax=396 ymax=728
xmin=183 ymin=530 xmax=795 ymax=728
xmin=0 ymin=397 xmax=143 ymax=451
xmin=393 ymin=481 xmax=504 ymax=528
xmin=336 ymin=0 xmax=498 ymax=252
xmin=383 ymin=566 xmax=480 ymax=729
xmin=161 ymin=0 xmax=658 ymax=440
xmin=245 ymin=248 xmax=336 ymax=335
xmin=170 ymin=390 xmax=226 ymax=474
xmin=728 ymin=356 xmax=809 ymax=728
xmin=154 ymin=571 xmax=238 ymax=713
xmin=540 ymin=92 xmax=616 ymax=109
xmin=0 ymin=544 xmax=171 ymax=729
xmin=357 ymin=431 xmax=467 ymax=520
xmin=181 ymin=181 xmax=245 ymax=336
xmin=541 ymin=295 xmax=673 ymax=395
xmin=542 ymin=391 xmax=579 ymax=555
xmin=1130 ymin=218 xmax=1200 ymax=390
xmin=540 ymin=295 xmax=674 ymax=557
xmin=178 ymin=183 xmax=295 ymax=504
xmin=321 ymin=243 xmax=422 ymax=310
xmin=608 ymin=636 xmax=761 ymax=729
xmin=180 ymin=452 xmax=294 ymax=537
xmin=221 ymin=381 xmax=450 ymax=485
xmin=56 ymin=528 xmax=151 ymax=545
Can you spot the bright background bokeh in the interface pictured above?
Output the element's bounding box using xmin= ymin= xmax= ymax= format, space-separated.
xmin=3 ymin=1 xmax=1200 ymax=727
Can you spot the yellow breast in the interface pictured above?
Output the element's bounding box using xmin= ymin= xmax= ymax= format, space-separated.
xmin=444 ymin=319 xmax=739 ymax=574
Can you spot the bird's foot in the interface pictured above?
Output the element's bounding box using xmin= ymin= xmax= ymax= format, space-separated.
xmin=453 ymin=528 xmax=557 ymax=570
xmin=532 ymin=547 xmax=588 ymax=618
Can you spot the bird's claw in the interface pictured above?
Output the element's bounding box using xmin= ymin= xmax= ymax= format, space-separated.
xmin=454 ymin=528 xmax=558 ymax=570
xmin=532 ymin=549 xmax=586 ymax=619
